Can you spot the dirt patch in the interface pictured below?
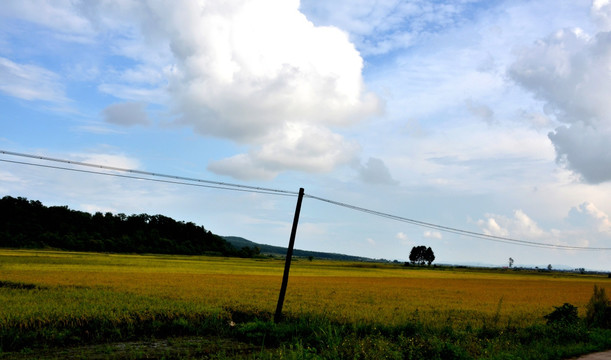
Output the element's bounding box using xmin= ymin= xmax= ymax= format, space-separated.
xmin=571 ymin=350 xmax=611 ymax=360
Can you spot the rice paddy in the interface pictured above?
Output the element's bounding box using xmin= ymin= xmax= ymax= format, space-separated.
xmin=1 ymin=249 xmax=608 ymax=326
xmin=1 ymin=249 xmax=610 ymax=358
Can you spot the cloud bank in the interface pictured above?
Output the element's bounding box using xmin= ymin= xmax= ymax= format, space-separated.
xmin=509 ymin=4 xmax=611 ymax=183
xmin=2 ymin=0 xmax=382 ymax=180
xmin=151 ymin=0 xmax=381 ymax=179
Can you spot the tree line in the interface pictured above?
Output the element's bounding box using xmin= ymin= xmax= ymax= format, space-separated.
xmin=0 ymin=196 xmax=261 ymax=257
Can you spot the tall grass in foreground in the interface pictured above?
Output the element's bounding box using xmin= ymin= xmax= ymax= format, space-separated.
xmin=1 ymin=249 xmax=610 ymax=359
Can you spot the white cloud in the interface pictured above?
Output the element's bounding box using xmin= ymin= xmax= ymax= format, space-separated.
xmin=423 ymin=231 xmax=442 ymax=239
xmin=71 ymin=152 xmax=141 ymax=170
xmin=566 ymin=201 xmax=611 ymax=232
xmin=97 ymin=83 xmax=165 ymax=104
xmin=592 ymin=0 xmax=611 ymax=30
xmin=509 ymin=26 xmax=611 ymax=183
xmin=477 ymin=210 xmax=546 ymax=240
xmin=163 ymin=0 xmax=381 ymax=138
xmin=396 ymin=232 xmax=408 ymax=240
xmin=396 ymin=231 xmax=410 ymax=245
xmin=0 ymin=57 xmax=67 ymax=102
xmin=477 ymin=204 xmax=611 ymax=252
xmin=4 ymin=1 xmax=380 ymax=181
xmin=82 ymin=0 xmax=381 ymax=179
xmin=0 ymin=1 xmax=94 ymax=40
xmin=102 ymin=102 xmax=150 ymax=127
xmin=208 ymin=123 xmax=360 ymax=180
xmin=366 ymin=237 xmax=376 ymax=245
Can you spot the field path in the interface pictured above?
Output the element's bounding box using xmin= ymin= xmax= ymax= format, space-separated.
xmin=572 ymin=350 xmax=611 ymax=359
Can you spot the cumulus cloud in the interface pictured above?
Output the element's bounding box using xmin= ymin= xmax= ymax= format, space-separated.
xmin=566 ymin=201 xmax=611 ymax=232
xmin=4 ymin=1 xmax=381 ymax=179
xmin=592 ymin=0 xmax=611 ymax=30
xmin=477 ymin=205 xmax=611 ymax=250
xmin=166 ymin=0 xmax=381 ymax=139
xmin=140 ymin=0 xmax=381 ymax=178
xmin=477 ymin=210 xmax=546 ymax=239
xmin=208 ymin=123 xmax=360 ymax=180
xmin=509 ymin=23 xmax=611 ymax=183
xmin=0 ymin=57 xmax=66 ymax=102
xmin=357 ymin=157 xmax=398 ymax=185
xmin=102 ymin=102 xmax=150 ymax=126
xmin=549 ymin=124 xmax=611 ymax=183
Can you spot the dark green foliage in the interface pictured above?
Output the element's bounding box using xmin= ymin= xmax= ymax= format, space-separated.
xmin=409 ymin=245 xmax=435 ymax=265
xmin=0 ymin=196 xmax=258 ymax=257
xmin=586 ymin=285 xmax=611 ymax=329
xmin=0 ymin=280 xmax=42 ymax=290
xmin=544 ymin=303 xmax=579 ymax=326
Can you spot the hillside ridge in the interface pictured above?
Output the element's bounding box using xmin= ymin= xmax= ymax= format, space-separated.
xmin=224 ymin=236 xmax=372 ymax=261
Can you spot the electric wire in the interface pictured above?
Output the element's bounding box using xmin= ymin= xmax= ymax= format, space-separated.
xmin=0 ymin=158 xmax=297 ymax=197
xmin=0 ymin=150 xmax=298 ymax=196
xmin=304 ymin=194 xmax=611 ymax=251
xmin=2 ymin=150 xmax=610 ymax=251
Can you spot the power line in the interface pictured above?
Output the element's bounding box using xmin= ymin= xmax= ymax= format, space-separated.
xmin=304 ymin=194 xmax=611 ymax=251
xmin=0 ymin=158 xmax=296 ymax=197
xmin=0 ymin=150 xmax=298 ymax=197
xmin=3 ymin=149 xmax=609 ymax=251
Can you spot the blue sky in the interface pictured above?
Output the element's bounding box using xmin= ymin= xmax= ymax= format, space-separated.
xmin=1 ymin=0 xmax=611 ymax=270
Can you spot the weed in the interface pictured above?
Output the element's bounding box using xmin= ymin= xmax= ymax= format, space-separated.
xmin=544 ymin=303 xmax=579 ymax=326
xmin=586 ymin=285 xmax=611 ymax=328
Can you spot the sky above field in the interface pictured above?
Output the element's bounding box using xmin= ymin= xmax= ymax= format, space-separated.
xmin=1 ymin=0 xmax=611 ymax=271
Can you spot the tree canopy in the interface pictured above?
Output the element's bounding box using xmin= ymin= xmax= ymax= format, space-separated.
xmin=0 ymin=195 xmax=259 ymax=257
xmin=409 ymin=245 xmax=435 ymax=265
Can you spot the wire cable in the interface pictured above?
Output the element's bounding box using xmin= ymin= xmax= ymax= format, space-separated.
xmin=0 ymin=158 xmax=298 ymax=197
xmin=3 ymin=149 xmax=609 ymax=251
xmin=304 ymin=193 xmax=611 ymax=251
xmin=0 ymin=150 xmax=298 ymax=196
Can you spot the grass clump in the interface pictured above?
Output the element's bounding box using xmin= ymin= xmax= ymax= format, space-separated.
xmin=544 ymin=303 xmax=579 ymax=326
xmin=586 ymin=285 xmax=611 ymax=329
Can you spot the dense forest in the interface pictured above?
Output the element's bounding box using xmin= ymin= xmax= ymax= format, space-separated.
xmin=0 ymin=196 xmax=260 ymax=257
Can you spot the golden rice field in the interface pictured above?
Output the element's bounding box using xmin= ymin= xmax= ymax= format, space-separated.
xmin=1 ymin=249 xmax=610 ymax=331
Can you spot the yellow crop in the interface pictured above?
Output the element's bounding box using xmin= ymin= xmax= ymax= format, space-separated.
xmin=1 ymin=249 xmax=608 ymax=330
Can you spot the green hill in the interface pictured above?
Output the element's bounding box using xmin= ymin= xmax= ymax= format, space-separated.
xmin=223 ymin=236 xmax=372 ymax=261
xmin=0 ymin=195 xmax=256 ymax=257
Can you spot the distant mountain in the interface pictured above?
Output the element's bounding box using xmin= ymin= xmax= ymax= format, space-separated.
xmin=223 ymin=236 xmax=372 ymax=261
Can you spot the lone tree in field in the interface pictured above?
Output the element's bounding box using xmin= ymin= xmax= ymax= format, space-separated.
xmin=509 ymin=257 xmax=514 ymax=268
xmin=409 ymin=245 xmax=435 ymax=266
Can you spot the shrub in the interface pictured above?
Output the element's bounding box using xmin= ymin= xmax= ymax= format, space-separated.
xmin=585 ymin=285 xmax=611 ymax=328
xmin=544 ymin=303 xmax=579 ymax=326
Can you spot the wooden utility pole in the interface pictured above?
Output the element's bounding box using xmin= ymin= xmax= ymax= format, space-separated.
xmin=274 ymin=187 xmax=305 ymax=323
